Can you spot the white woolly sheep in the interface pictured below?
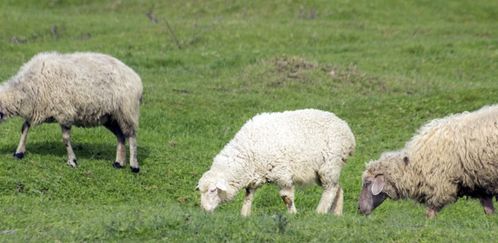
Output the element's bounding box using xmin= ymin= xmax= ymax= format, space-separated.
xmin=0 ymin=52 xmax=143 ymax=172
xmin=197 ymin=109 xmax=356 ymax=216
xmin=359 ymin=104 xmax=498 ymax=218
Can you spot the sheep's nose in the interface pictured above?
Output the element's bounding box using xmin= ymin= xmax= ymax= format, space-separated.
xmin=358 ymin=204 xmax=371 ymax=215
xmin=358 ymin=208 xmax=371 ymax=216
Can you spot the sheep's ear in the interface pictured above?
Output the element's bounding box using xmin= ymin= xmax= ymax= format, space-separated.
xmin=403 ymin=156 xmax=409 ymax=165
xmin=215 ymin=179 xmax=228 ymax=192
xmin=371 ymin=176 xmax=385 ymax=195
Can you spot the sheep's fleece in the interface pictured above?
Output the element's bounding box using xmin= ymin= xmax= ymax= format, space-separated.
xmin=0 ymin=52 xmax=142 ymax=171
xmin=198 ymin=109 xmax=355 ymax=216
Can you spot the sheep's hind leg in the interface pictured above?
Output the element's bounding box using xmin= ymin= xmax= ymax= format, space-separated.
xmin=61 ymin=125 xmax=77 ymax=167
xmin=330 ymin=186 xmax=344 ymax=215
xmin=128 ymin=134 xmax=139 ymax=173
xmin=14 ymin=121 xmax=30 ymax=159
xmin=104 ymin=120 xmax=126 ymax=169
xmin=316 ymin=162 xmax=343 ymax=215
xmin=316 ymin=183 xmax=341 ymax=215
xmin=280 ymin=186 xmax=297 ymax=214
xmin=241 ymin=187 xmax=257 ymax=217
xmin=480 ymin=196 xmax=495 ymax=215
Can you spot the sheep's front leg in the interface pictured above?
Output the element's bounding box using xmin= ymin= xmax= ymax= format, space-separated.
xmin=316 ymin=183 xmax=341 ymax=215
xmin=128 ymin=134 xmax=139 ymax=173
xmin=241 ymin=188 xmax=256 ymax=217
xmin=280 ymin=186 xmax=297 ymax=214
xmin=61 ymin=125 xmax=77 ymax=167
xmin=14 ymin=121 xmax=30 ymax=159
xmin=480 ymin=196 xmax=495 ymax=215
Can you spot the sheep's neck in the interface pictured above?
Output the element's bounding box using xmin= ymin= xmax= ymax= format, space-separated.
xmin=389 ymin=162 xmax=425 ymax=201
xmin=213 ymin=153 xmax=257 ymax=192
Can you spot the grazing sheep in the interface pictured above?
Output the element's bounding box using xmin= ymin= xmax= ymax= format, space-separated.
xmin=358 ymin=104 xmax=498 ymax=218
xmin=197 ymin=109 xmax=355 ymax=216
xmin=0 ymin=52 xmax=143 ymax=172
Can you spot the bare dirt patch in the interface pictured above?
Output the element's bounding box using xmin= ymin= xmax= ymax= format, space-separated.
xmin=236 ymin=55 xmax=387 ymax=95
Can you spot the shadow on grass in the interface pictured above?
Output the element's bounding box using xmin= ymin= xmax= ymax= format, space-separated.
xmin=0 ymin=141 xmax=150 ymax=164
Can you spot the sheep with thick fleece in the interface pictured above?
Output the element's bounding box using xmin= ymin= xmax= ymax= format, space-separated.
xmin=359 ymin=104 xmax=498 ymax=218
xmin=198 ymin=109 xmax=355 ymax=216
xmin=0 ymin=52 xmax=142 ymax=172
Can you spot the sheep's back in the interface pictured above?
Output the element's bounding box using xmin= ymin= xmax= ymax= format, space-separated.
xmin=230 ymin=109 xmax=355 ymax=179
xmin=407 ymin=105 xmax=498 ymax=191
xmin=12 ymin=52 xmax=142 ymax=125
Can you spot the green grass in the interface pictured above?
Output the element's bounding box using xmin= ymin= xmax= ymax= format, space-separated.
xmin=1 ymin=0 xmax=498 ymax=241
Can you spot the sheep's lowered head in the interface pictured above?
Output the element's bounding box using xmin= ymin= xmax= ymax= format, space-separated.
xmin=359 ymin=151 xmax=408 ymax=215
xmin=0 ymin=91 xmax=6 ymax=122
xmin=197 ymin=170 xmax=235 ymax=213
xmin=0 ymin=100 xmax=8 ymax=122
xmin=0 ymin=85 xmax=17 ymax=122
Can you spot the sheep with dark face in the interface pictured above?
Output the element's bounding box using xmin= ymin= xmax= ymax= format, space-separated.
xmin=359 ymin=105 xmax=498 ymax=218
xmin=0 ymin=52 xmax=142 ymax=172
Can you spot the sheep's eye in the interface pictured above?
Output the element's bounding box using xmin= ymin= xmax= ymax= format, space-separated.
xmin=209 ymin=188 xmax=217 ymax=193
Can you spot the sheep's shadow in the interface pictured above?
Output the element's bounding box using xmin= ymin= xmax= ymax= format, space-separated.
xmin=0 ymin=141 xmax=150 ymax=164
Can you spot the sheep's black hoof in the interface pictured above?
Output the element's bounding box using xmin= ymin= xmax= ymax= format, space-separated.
xmin=68 ymin=159 xmax=78 ymax=168
xmin=112 ymin=162 xmax=124 ymax=169
xmin=130 ymin=167 xmax=140 ymax=173
xmin=13 ymin=152 xmax=24 ymax=160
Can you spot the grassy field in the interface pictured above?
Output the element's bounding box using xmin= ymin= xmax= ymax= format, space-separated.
xmin=1 ymin=0 xmax=498 ymax=241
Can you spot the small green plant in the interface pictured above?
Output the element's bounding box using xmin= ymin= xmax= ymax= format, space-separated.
xmin=274 ymin=214 xmax=289 ymax=234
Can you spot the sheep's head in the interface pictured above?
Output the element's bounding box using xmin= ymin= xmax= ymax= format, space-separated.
xmin=358 ymin=151 xmax=408 ymax=215
xmin=0 ymin=99 xmax=6 ymax=122
xmin=358 ymin=173 xmax=388 ymax=215
xmin=0 ymin=87 xmax=7 ymax=122
xmin=197 ymin=171 xmax=231 ymax=213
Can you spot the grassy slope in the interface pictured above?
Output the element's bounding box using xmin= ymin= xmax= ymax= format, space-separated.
xmin=0 ymin=0 xmax=497 ymax=241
